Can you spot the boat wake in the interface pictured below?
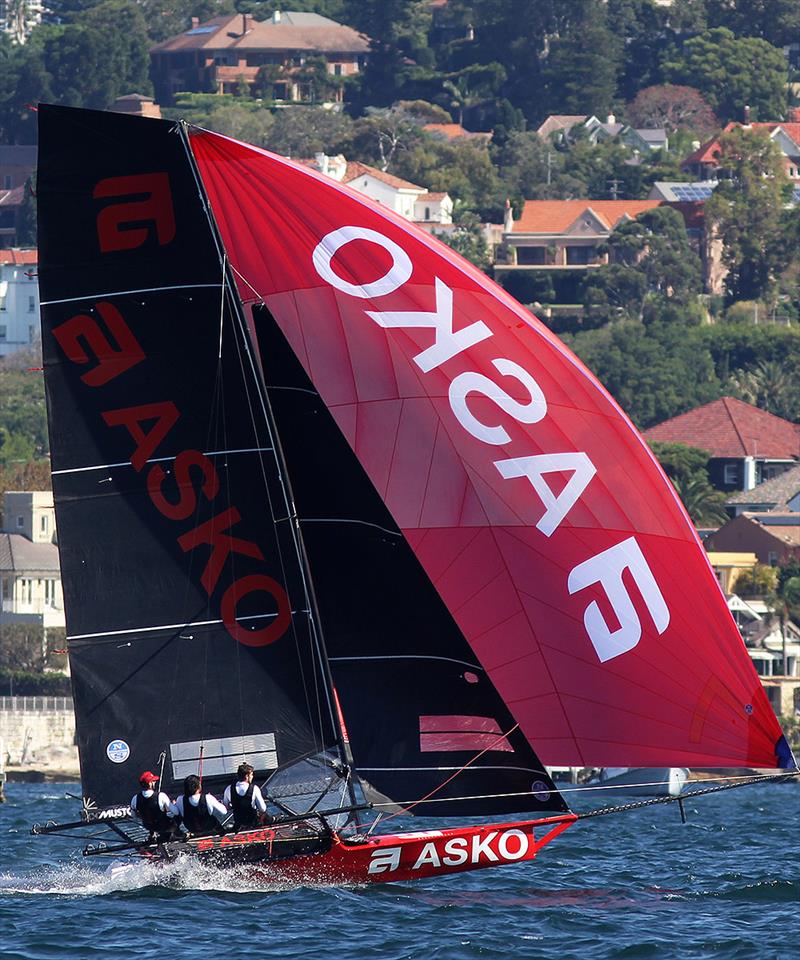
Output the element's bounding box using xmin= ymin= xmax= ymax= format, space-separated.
xmin=0 ymin=857 xmax=327 ymax=897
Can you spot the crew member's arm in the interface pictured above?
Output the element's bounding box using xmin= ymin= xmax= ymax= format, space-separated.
xmin=206 ymin=794 xmax=229 ymax=820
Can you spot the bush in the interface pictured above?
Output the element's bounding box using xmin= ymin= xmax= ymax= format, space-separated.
xmin=0 ymin=669 xmax=71 ymax=696
xmin=732 ymin=564 xmax=778 ymax=597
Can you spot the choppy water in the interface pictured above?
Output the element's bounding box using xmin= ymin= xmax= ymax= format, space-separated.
xmin=1 ymin=782 xmax=798 ymax=959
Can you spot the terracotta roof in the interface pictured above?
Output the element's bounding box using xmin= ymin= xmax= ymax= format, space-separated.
xmin=682 ymin=137 xmax=721 ymax=165
xmin=727 ymin=464 xmax=800 ymax=506
xmin=0 ymin=185 xmax=25 ymax=208
xmin=513 ymin=199 xmax=661 ymax=234
xmin=723 ymin=121 xmax=800 ymax=150
xmin=644 ymin=397 xmax=800 ymax=459
xmin=343 ymin=161 xmax=424 ymax=191
xmin=422 ymin=123 xmax=491 ymax=141
xmin=151 ymin=12 xmax=369 ymax=54
xmin=0 ymin=247 xmax=36 ymax=265
xmin=423 ymin=192 xmax=448 ymax=201
xmin=0 ymin=533 xmax=60 ymax=573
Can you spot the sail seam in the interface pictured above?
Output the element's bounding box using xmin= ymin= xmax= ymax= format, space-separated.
xmin=329 ymin=655 xmax=483 ymax=670
xmin=40 ymin=283 xmax=224 ymax=305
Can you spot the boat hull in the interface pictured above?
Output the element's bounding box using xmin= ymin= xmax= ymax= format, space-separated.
xmin=150 ymin=814 xmax=577 ymax=884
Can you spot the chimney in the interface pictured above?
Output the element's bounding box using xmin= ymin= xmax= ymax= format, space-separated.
xmin=273 ymin=10 xmax=282 ymax=23
xmin=503 ymin=198 xmax=514 ymax=233
xmin=743 ymin=104 xmax=751 ymax=126
xmin=790 ymin=107 xmax=800 ymax=123
xmin=606 ymin=114 xmax=616 ymax=125
xmin=191 ymin=17 xmax=199 ymax=28
xmin=314 ymin=152 xmax=329 ymax=175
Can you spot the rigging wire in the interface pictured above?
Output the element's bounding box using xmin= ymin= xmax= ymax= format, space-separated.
xmin=379 ymin=723 xmax=521 ymax=823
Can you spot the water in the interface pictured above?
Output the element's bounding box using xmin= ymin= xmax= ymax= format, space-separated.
xmin=1 ymin=782 xmax=798 ymax=959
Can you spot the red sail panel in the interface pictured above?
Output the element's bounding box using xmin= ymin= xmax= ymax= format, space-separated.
xmin=191 ymin=130 xmax=787 ymax=769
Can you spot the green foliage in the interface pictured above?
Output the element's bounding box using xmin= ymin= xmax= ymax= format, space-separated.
xmin=649 ymin=441 xmax=713 ymax=482
xmin=705 ymin=128 xmax=791 ymax=303
xmin=662 ymin=28 xmax=788 ymax=123
xmin=0 ymin=668 xmax=71 ymax=696
xmin=436 ymin=212 xmax=490 ymax=270
xmin=0 ymin=358 xmax=48 ymax=467
xmin=733 ymin=564 xmax=779 ymax=597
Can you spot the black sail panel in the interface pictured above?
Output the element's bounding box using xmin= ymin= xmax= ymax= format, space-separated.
xmin=37 ymin=105 xmax=342 ymax=808
xmin=253 ymin=306 xmax=567 ymax=816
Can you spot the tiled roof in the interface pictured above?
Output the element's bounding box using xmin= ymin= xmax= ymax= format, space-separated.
xmin=343 ymin=161 xmax=424 ymax=191
xmin=682 ymin=137 xmax=721 ymax=165
xmin=536 ymin=115 xmax=587 ymax=138
xmin=0 ymin=248 xmax=37 ymax=265
xmin=0 ymin=186 xmax=25 ymax=209
xmin=644 ymin=397 xmax=800 ymax=459
xmin=423 ymin=191 xmax=448 ymax=201
xmin=0 ymin=533 xmax=60 ymax=573
xmin=727 ymin=464 xmax=800 ymax=506
xmin=723 ymin=121 xmax=800 ymax=149
xmin=422 ymin=123 xmax=491 ymax=141
xmin=513 ymin=199 xmax=661 ymax=234
xmin=151 ymin=12 xmax=369 ymax=54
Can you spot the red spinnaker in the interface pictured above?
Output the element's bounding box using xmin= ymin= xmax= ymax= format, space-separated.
xmin=191 ymin=130 xmax=786 ymax=769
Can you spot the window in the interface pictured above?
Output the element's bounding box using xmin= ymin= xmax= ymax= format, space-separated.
xmin=0 ymin=296 xmax=6 ymax=312
xmin=334 ymin=64 xmax=343 ymax=76
xmin=768 ymin=551 xmax=778 ymax=566
xmin=0 ymin=325 xmax=6 ymax=340
xmin=28 ymin=296 xmax=35 ymax=313
xmin=516 ymin=246 xmax=547 ymax=265
xmin=3 ymin=175 xmax=11 ymax=189
xmin=41 ymin=515 xmax=49 ymax=534
xmin=20 ymin=579 xmax=32 ymax=604
xmin=44 ymin=579 xmax=56 ymax=607
xmin=28 ymin=325 xmax=34 ymax=343
xmin=723 ymin=463 xmax=740 ymax=485
xmin=424 ymin=206 xmax=430 ymax=220
xmin=565 ymin=245 xmax=596 ymax=265
xmin=16 ymin=515 xmax=24 ymax=528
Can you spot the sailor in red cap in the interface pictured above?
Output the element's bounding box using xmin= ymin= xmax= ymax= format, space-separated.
xmin=131 ymin=770 xmax=177 ymax=842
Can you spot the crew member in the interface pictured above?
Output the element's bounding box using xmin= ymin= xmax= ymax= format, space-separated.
xmin=130 ymin=770 xmax=176 ymax=842
xmin=171 ymin=775 xmax=227 ymax=837
xmin=222 ymin=762 xmax=270 ymax=831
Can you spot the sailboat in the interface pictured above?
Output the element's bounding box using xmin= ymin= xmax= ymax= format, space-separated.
xmin=31 ymin=104 xmax=795 ymax=884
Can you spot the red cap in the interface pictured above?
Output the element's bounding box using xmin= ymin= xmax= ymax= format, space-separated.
xmin=139 ymin=770 xmax=158 ymax=784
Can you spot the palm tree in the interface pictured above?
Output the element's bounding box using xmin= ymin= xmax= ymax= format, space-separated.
xmin=728 ymin=359 xmax=799 ymax=421
xmin=766 ymin=575 xmax=800 ymax=677
xmin=671 ymin=475 xmax=729 ymax=526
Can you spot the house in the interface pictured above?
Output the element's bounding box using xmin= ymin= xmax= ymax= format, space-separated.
xmin=704 ymin=514 xmax=800 ymax=566
xmin=536 ymin=114 xmax=668 ymax=152
xmin=682 ymin=109 xmax=800 ymax=183
xmin=0 ymin=146 xmax=36 ymax=193
xmin=150 ymin=11 xmax=369 ymax=104
xmin=643 ymin=397 xmax=800 ymax=491
xmin=109 ymin=93 xmax=162 ymax=119
xmin=303 ymin=155 xmax=454 ymax=232
xmin=706 ymin=550 xmax=757 ymax=594
xmin=726 ymin=463 xmax=800 ymax=517
xmin=0 ymin=492 xmax=64 ymax=636
xmin=497 ymin=198 xmax=662 ymax=276
xmin=0 ymin=248 xmax=39 ymax=357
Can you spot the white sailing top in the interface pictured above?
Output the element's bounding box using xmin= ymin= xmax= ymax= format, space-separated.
xmin=223 ymin=780 xmax=267 ymax=813
xmin=170 ymin=793 xmax=228 ymax=820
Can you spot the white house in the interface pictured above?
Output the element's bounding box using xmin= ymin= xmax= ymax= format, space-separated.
xmin=0 ymin=0 xmax=44 ymax=44
xmin=0 ymin=248 xmax=39 ymax=357
xmin=0 ymin=491 xmax=64 ymax=635
xmin=306 ymin=154 xmax=454 ymax=233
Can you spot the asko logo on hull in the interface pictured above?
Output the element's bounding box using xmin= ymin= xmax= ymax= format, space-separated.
xmin=368 ymin=828 xmax=533 ymax=875
xmin=50 ymin=174 xmax=291 ymax=648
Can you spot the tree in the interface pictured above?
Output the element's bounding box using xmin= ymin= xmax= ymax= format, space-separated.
xmin=670 ymin=474 xmax=729 ymax=525
xmin=704 ymin=127 xmax=790 ymax=303
xmin=662 ymin=28 xmax=788 ymax=122
xmin=264 ymin=107 xmax=354 ymax=157
xmin=627 ymin=85 xmax=718 ymax=136
xmin=704 ymin=0 xmax=800 ymax=49
xmin=437 ymin=212 xmax=490 ymax=270
xmin=0 ymin=623 xmax=47 ymax=672
xmin=766 ymin=572 xmax=800 ymax=675
xmin=353 ymin=105 xmax=423 ymax=171
xmin=732 ymin=564 xmax=778 ymax=597
xmin=727 ymin=358 xmax=800 ymax=421
xmin=541 ymin=2 xmax=622 ymax=119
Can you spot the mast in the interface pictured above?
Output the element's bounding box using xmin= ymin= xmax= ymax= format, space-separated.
xmin=176 ymin=123 xmax=356 ymax=793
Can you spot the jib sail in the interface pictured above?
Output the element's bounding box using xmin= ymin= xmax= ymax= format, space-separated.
xmin=190 ymin=129 xmax=790 ymax=771
xmin=255 ymin=306 xmax=566 ymax=815
xmin=37 ymin=105 xmax=348 ymax=809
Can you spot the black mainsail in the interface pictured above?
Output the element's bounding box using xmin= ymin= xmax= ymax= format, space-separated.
xmin=37 ymin=105 xmax=349 ymax=811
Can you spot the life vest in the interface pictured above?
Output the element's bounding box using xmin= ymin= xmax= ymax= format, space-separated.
xmin=181 ymin=793 xmax=219 ymax=834
xmin=136 ymin=791 xmax=173 ymax=834
xmin=230 ymin=780 xmax=258 ymax=830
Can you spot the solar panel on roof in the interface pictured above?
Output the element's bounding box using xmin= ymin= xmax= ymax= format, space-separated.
xmin=792 ymin=186 xmax=800 ymax=203
xmin=671 ymin=184 xmax=715 ymax=201
xmin=186 ymin=26 xmax=216 ymax=34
